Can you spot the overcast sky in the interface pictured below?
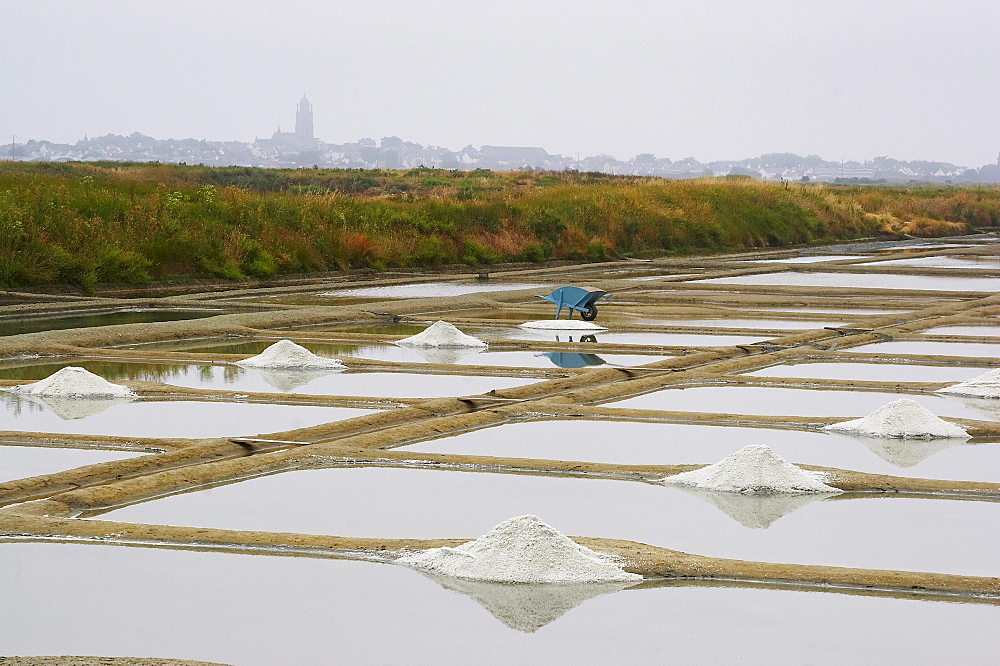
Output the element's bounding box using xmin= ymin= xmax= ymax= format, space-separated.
xmin=2 ymin=0 xmax=998 ymax=166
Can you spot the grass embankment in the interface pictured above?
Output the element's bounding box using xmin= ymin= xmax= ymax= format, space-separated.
xmin=1 ymin=162 xmax=997 ymax=291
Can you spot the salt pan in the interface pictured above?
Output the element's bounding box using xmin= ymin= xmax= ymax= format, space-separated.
xmin=519 ymin=320 xmax=608 ymax=331
xmin=825 ymin=398 xmax=970 ymax=440
xmin=937 ymin=368 xmax=1000 ymax=399
xmin=10 ymin=366 xmax=136 ymax=399
xmin=234 ymin=339 xmax=346 ymax=370
xmin=661 ymin=444 xmax=840 ymax=495
xmin=396 ymin=514 xmax=641 ymax=584
xmin=395 ymin=321 xmax=487 ymax=349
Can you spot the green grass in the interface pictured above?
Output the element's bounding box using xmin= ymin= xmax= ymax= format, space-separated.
xmin=1 ymin=161 xmax=997 ymax=291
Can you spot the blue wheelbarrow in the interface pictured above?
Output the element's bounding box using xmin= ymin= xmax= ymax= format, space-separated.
xmin=538 ymin=285 xmax=607 ymax=321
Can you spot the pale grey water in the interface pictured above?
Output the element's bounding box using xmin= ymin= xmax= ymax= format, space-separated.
xmin=0 ymin=444 xmax=142 ymax=482
xmin=697 ymin=272 xmax=1000 ymax=292
xmin=1 ymin=542 xmax=995 ymax=665
xmin=924 ymin=325 xmax=1000 ymax=337
xmin=642 ymin=318 xmax=847 ymax=329
xmin=858 ymin=256 xmax=1000 ymax=270
xmin=741 ymin=255 xmax=866 ymax=263
xmin=0 ymin=308 xmax=226 ymax=337
xmin=743 ymin=361 xmax=991 ymax=383
xmin=102 ymin=466 xmax=1000 ymax=576
xmin=859 ymin=340 xmax=1000 ymax=357
xmin=0 ymin=361 xmax=542 ymax=398
xmin=0 ymin=395 xmax=376 ymax=438
xmin=608 ymin=386 xmax=997 ymax=422
xmin=400 ymin=419 xmax=1000 ymax=479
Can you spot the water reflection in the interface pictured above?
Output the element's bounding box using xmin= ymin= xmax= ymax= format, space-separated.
xmin=539 ymin=352 xmax=606 ymax=369
xmin=418 ymin=572 xmax=635 ymax=633
xmin=674 ymin=487 xmax=834 ymax=529
xmin=249 ymin=368 xmax=346 ymax=392
xmin=9 ymin=393 xmax=134 ymax=421
xmin=827 ymin=431 xmax=968 ymax=468
xmin=0 ymin=308 xmax=226 ymax=337
xmin=408 ymin=347 xmax=486 ymax=365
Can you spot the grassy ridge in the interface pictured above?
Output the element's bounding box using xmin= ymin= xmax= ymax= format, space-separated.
xmin=1 ymin=162 xmax=997 ymax=290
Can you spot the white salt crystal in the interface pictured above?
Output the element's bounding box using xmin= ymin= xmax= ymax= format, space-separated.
xmin=396 ymin=321 xmax=487 ymax=349
xmin=10 ymin=366 xmax=136 ymax=399
xmin=825 ymin=398 xmax=970 ymax=440
xmin=661 ymin=444 xmax=840 ymax=495
xmin=234 ymin=339 xmax=346 ymax=370
xmin=937 ymin=368 xmax=1000 ymax=399
xmin=396 ymin=514 xmax=640 ymax=584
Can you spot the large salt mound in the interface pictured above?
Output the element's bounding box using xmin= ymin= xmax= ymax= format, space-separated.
xmin=234 ymin=339 xmax=346 ymax=370
xmin=396 ymin=321 xmax=487 ymax=349
xmin=937 ymin=368 xmax=1000 ymax=399
xmin=825 ymin=398 xmax=969 ymax=440
xmin=10 ymin=367 xmax=136 ymax=399
xmin=396 ymin=515 xmax=641 ymax=584
xmin=519 ymin=320 xmax=608 ymax=331
xmin=661 ymin=444 xmax=840 ymax=495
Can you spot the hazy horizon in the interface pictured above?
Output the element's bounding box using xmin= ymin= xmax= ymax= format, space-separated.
xmin=2 ymin=1 xmax=998 ymax=167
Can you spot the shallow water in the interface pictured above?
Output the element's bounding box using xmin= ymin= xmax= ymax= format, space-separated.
xmin=401 ymin=419 xmax=1000 ymax=478
xmin=0 ymin=394 xmax=375 ymax=438
xmin=741 ymin=255 xmax=866 ymax=264
xmin=608 ymin=385 xmax=997 ymax=422
xmin=0 ymin=308 xmax=226 ymax=337
xmin=0 ymin=360 xmax=543 ymax=396
xmin=753 ymin=306 xmax=911 ymax=315
xmin=859 ymin=340 xmax=1000 ymax=358
xmin=102 ymin=466 xmax=999 ymax=576
xmin=743 ymin=361 xmax=991 ymax=383
xmin=924 ymin=325 xmax=1000 ymax=337
xmin=0 ymin=444 xmax=142 ymax=483
xmin=697 ymin=272 xmax=1000 ymax=292
xmin=490 ymin=328 xmax=770 ymax=346
xmin=1 ymin=542 xmax=995 ymax=664
xmin=858 ymin=256 xmax=1000 ymax=270
xmin=643 ymin=318 xmax=847 ymax=330
xmin=320 ymin=281 xmax=550 ymax=299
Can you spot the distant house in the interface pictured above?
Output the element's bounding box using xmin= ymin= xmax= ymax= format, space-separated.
xmin=479 ymin=145 xmax=550 ymax=169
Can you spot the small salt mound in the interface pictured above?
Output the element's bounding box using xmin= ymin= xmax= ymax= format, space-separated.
xmin=396 ymin=515 xmax=641 ymax=584
xmin=825 ymin=398 xmax=969 ymax=440
xmin=519 ymin=320 xmax=608 ymax=331
xmin=396 ymin=321 xmax=487 ymax=349
xmin=235 ymin=339 xmax=346 ymax=370
xmin=661 ymin=444 xmax=840 ymax=495
xmin=937 ymin=368 xmax=1000 ymax=399
xmin=10 ymin=367 xmax=136 ymax=399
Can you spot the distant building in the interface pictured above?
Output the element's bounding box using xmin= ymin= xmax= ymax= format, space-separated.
xmin=257 ymin=94 xmax=318 ymax=153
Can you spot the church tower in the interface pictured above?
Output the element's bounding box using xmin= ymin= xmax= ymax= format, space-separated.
xmin=295 ymin=94 xmax=314 ymax=141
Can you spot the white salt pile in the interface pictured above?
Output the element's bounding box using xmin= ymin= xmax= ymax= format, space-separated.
xmin=9 ymin=366 xmax=136 ymax=399
xmin=825 ymin=398 xmax=969 ymax=440
xmin=937 ymin=368 xmax=1000 ymax=399
xmin=661 ymin=444 xmax=840 ymax=495
xmin=519 ymin=320 xmax=608 ymax=331
xmin=395 ymin=321 xmax=487 ymax=349
xmin=234 ymin=339 xmax=346 ymax=370
xmin=396 ymin=514 xmax=641 ymax=584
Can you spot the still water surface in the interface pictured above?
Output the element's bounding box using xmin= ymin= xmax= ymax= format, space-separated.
xmin=102 ymin=466 xmax=999 ymax=576
xmin=1 ymin=542 xmax=995 ymax=664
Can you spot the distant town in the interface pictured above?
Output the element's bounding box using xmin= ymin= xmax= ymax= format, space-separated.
xmin=4 ymin=95 xmax=999 ymax=184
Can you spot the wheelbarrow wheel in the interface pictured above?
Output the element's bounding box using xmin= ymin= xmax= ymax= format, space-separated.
xmin=581 ymin=304 xmax=598 ymax=321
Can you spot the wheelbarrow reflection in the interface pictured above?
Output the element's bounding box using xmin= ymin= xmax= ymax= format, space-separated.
xmin=538 ymin=351 xmax=607 ymax=369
